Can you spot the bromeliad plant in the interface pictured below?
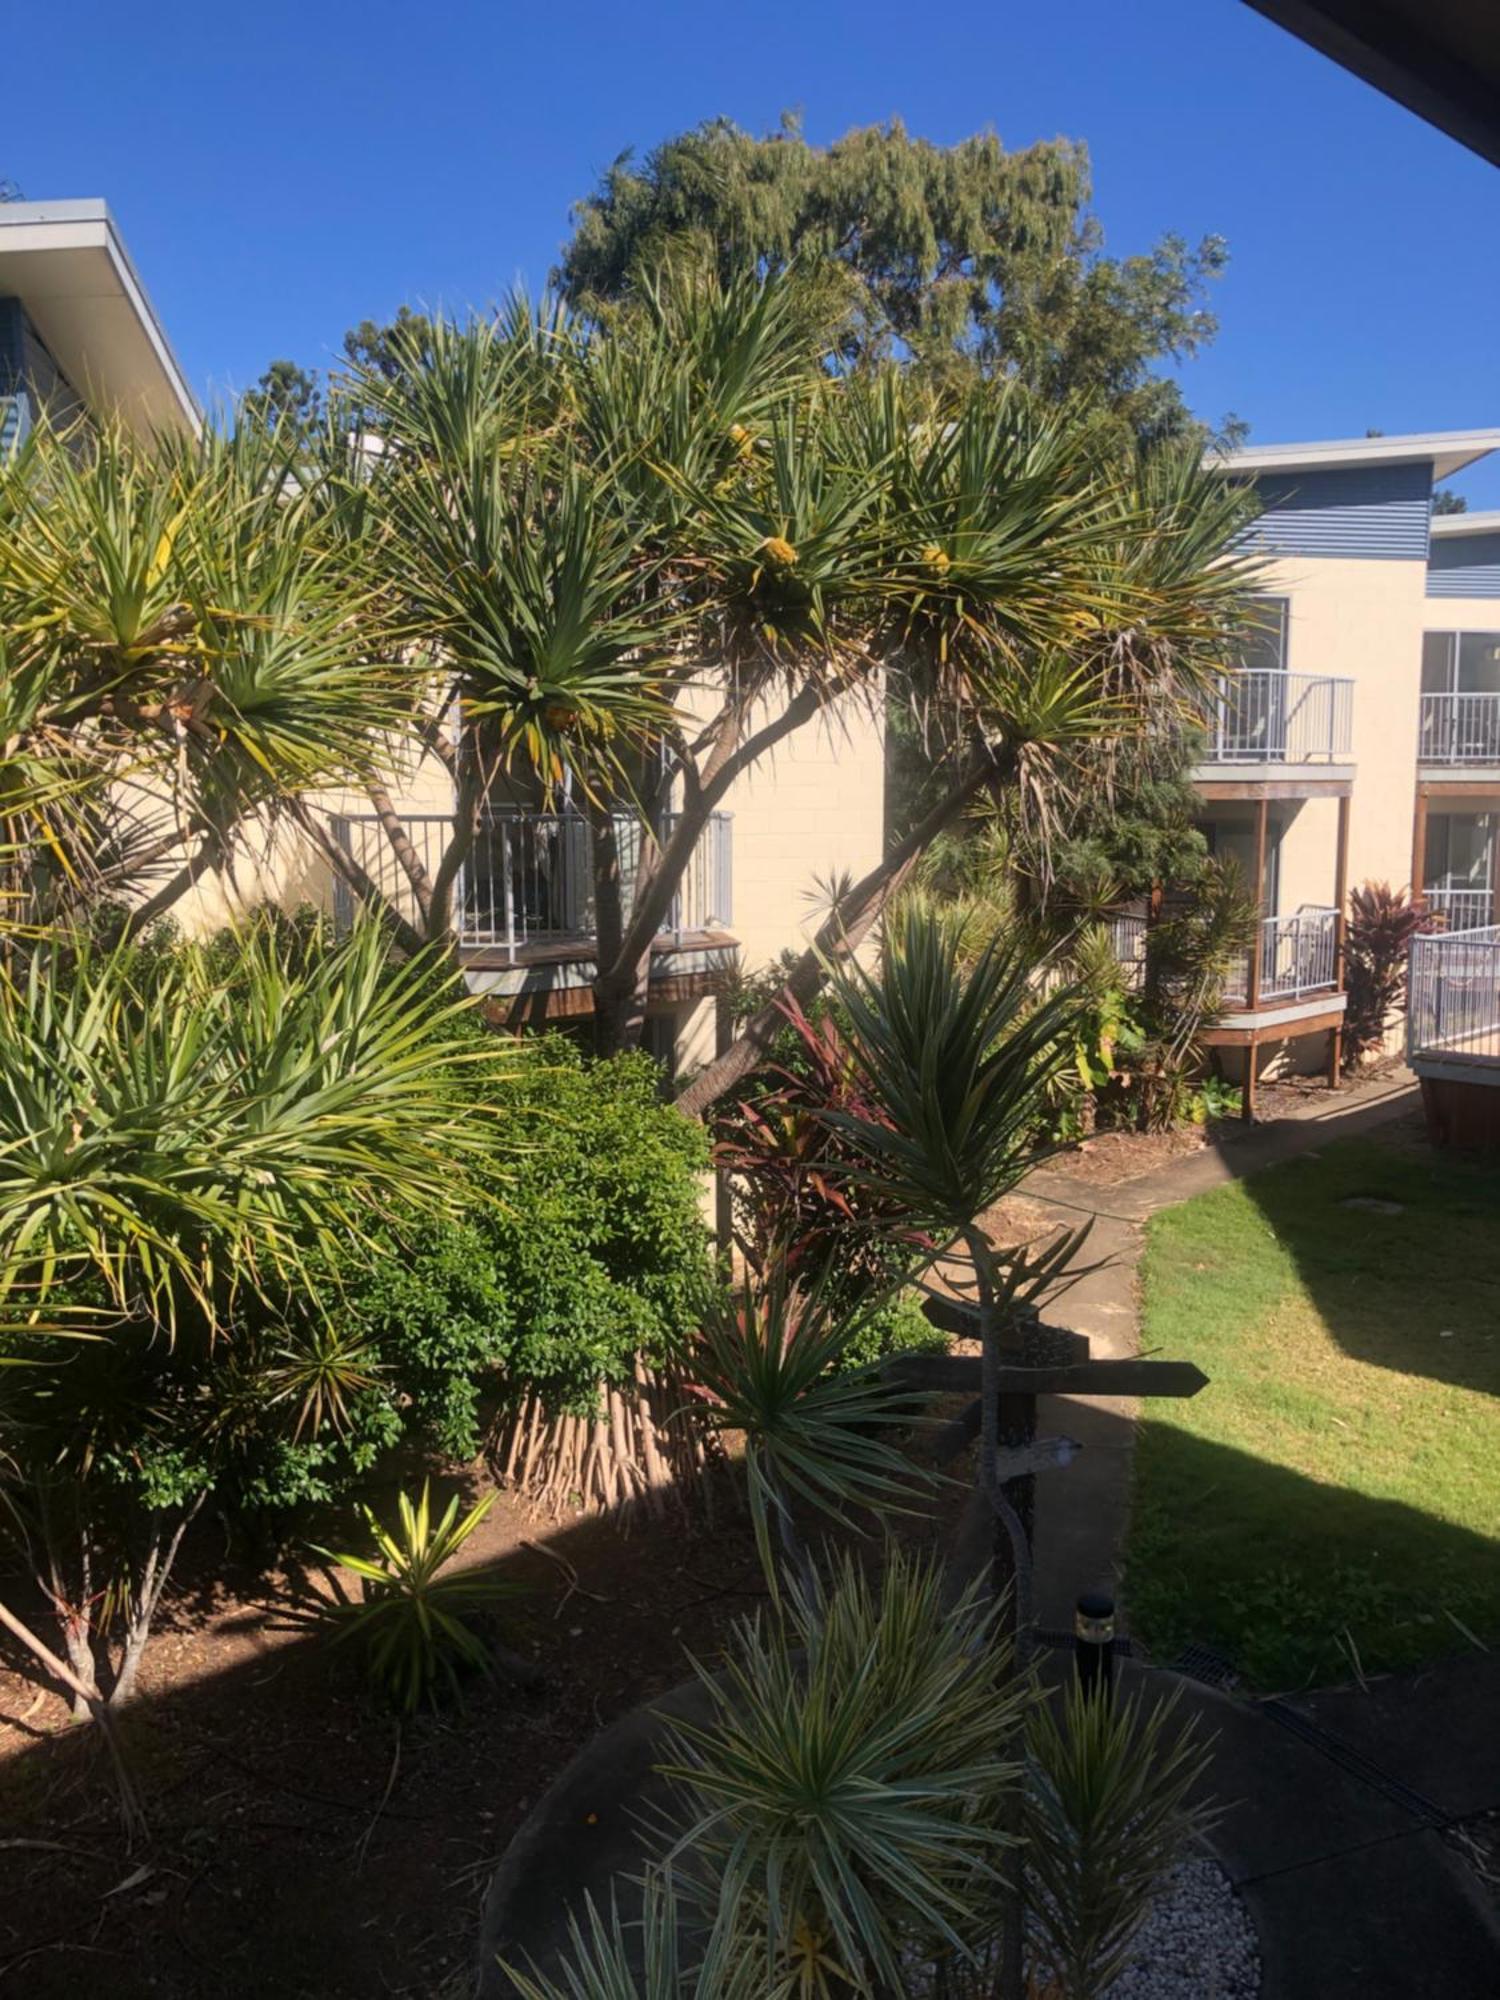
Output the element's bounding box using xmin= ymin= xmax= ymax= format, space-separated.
xmin=309 ymin=1480 xmax=513 ymax=1713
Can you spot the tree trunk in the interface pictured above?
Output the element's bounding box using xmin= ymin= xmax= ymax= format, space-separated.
xmin=674 ymin=747 xmax=1011 ymax=1120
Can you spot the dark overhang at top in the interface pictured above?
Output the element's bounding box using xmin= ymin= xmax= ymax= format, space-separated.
xmin=1243 ymin=0 xmax=1500 ymax=168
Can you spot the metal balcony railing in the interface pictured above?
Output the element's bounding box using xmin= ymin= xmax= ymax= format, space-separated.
xmin=1198 ymin=671 xmax=1353 ymax=765
xmin=1422 ymin=886 xmax=1494 ymax=932
xmin=1418 ymin=692 xmax=1500 ymax=766
xmin=328 ymin=807 xmax=733 ymax=961
xmin=1223 ymin=906 xmax=1340 ymax=1006
xmin=1408 ymin=925 xmax=1500 ymax=1065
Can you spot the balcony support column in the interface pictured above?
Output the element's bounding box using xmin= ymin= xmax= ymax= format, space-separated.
xmin=1247 ymin=797 xmax=1269 ymax=1012
xmin=1411 ymin=788 xmax=1430 ymax=910
xmin=1328 ymin=793 xmax=1351 ymax=1087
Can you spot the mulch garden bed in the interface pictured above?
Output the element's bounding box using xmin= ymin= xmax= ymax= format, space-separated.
xmin=0 ymin=1478 xmax=775 ymax=1998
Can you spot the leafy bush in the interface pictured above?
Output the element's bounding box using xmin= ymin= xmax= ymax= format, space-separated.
xmin=1343 ymin=881 xmax=1432 ymax=1071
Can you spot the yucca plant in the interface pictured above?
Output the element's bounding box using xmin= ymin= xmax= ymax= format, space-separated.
xmin=500 ymin=1872 xmax=765 ymax=2000
xmin=311 ymin=1480 xmax=513 ymax=1712
xmin=1023 ymin=1681 xmax=1218 ymax=2000
xmin=658 ymin=1544 xmax=1029 ymax=1998
xmin=0 ymin=913 xmax=509 ymax=1337
xmin=0 ymin=415 xmax=398 ymax=945
xmin=0 ymin=915 xmax=516 ymax=1750
xmin=688 ymin=1268 xmax=929 ymax=1591
xmin=821 ymin=905 xmax=1088 ymax=1524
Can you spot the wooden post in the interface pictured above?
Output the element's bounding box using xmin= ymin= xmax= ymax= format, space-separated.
xmin=1411 ymin=789 xmax=1429 ymax=907
xmin=1247 ymin=797 xmax=1269 ymax=1012
xmin=1242 ymin=798 xmax=1270 ymax=1123
xmin=1329 ymin=792 xmax=1351 ymax=1087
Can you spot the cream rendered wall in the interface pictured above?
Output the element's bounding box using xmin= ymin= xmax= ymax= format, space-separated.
xmin=1421 ymin=596 xmax=1500 ymax=647
xmin=171 ymin=753 xmax=454 ymax=936
xmin=704 ymin=689 xmax=887 ymax=972
xmin=1257 ymin=553 xmax=1428 ymax=898
xmin=668 ymin=682 xmax=887 ymax=1075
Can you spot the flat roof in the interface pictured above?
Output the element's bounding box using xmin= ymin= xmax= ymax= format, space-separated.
xmin=1242 ymin=1 xmax=1500 ymax=171
xmin=0 ymin=199 xmax=198 ymax=435
xmin=1430 ymin=509 xmax=1500 ymax=538
xmin=1209 ymin=429 xmax=1500 ymax=482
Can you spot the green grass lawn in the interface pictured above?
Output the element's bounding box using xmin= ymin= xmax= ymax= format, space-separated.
xmin=1124 ymin=1126 xmax=1500 ymax=1690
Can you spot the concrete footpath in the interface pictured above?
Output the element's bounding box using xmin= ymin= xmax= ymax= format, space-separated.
xmin=1025 ymin=1070 xmax=1421 ymax=1630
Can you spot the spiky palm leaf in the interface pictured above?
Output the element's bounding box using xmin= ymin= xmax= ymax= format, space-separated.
xmin=0 ymin=915 xmax=511 ymax=1336
xmin=689 ymin=1269 xmax=929 ymax=1582
xmin=821 ymin=902 xmax=1082 ymax=1239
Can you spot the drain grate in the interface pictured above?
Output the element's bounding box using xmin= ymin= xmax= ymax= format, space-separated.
xmin=1168 ymin=1643 xmax=1242 ymax=1690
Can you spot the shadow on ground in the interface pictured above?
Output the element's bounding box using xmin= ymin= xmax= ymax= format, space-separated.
xmin=0 ymin=1484 xmax=773 ymax=2000
xmin=1236 ymin=1117 xmax=1500 ymax=1395
xmin=1125 ymin=1422 xmax=1499 ymax=1687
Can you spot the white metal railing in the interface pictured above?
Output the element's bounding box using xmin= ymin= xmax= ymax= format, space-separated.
xmin=1106 ymin=911 xmax=1148 ymax=988
xmin=1423 ymin=886 xmax=1494 ymax=932
xmin=1418 ymin=692 xmax=1500 ymax=766
xmin=329 ymin=808 xmax=732 ymax=960
xmin=1199 ymin=671 xmax=1353 ymax=765
xmin=1408 ymin=924 xmax=1500 ymax=1064
xmin=1223 ymin=906 xmax=1340 ymax=1006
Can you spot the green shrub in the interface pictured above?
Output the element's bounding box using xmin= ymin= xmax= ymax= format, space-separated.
xmin=835 ymin=1288 xmax=945 ymax=1373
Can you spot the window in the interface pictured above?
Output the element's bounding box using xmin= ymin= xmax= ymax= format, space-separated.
xmin=1422 ymin=631 xmax=1500 ymax=694
xmin=1239 ymin=597 xmax=1289 ymax=676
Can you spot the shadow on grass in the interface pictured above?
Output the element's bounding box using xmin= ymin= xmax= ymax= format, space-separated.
xmin=1126 ymin=1417 xmax=1500 ymax=1690
xmin=1236 ymin=1122 xmax=1500 ymax=1396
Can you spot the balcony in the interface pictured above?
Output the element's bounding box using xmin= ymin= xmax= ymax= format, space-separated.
xmin=1223 ymin=907 xmax=1341 ymax=1007
xmin=329 ymin=807 xmax=733 ymax=963
xmin=1422 ymin=886 xmax=1495 ymax=932
xmin=1196 ymin=670 xmax=1354 ymax=768
xmin=1418 ymin=692 xmax=1500 ymax=767
xmin=1408 ymin=926 xmax=1500 ymax=1145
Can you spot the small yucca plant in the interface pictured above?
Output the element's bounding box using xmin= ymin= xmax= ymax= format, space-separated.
xmin=1022 ymin=1680 xmax=1218 ymax=2000
xmin=500 ymin=1871 xmax=764 ymax=2000
xmin=311 ymin=1480 xmax=512 ymax=1711
xmin=688 ymin=1267 xmax=929 ymax=1590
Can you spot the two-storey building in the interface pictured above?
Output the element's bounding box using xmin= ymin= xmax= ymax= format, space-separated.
xmin=1201 ymin=429 xmax=1500 ymax=1116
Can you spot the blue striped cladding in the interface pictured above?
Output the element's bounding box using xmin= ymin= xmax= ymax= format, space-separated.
xmin=1241 ymin=462 xmax=1433 ymax=560
xmin=1427 ymin=531 xmax=1500 ymax=599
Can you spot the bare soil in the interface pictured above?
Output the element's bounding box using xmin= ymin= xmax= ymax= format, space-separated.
xmin=0 ymin=1474 xmax=774 ymax=1998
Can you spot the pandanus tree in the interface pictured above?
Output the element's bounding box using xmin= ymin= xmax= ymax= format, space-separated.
xmin=0 ymin=415 xmax=401 ymax=951
xmin=307 ymin=262 xmax=1262 ymax=1085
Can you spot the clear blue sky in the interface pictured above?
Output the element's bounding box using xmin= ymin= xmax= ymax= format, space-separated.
xmin=12 ymin=0 xmax=1500 ymax=502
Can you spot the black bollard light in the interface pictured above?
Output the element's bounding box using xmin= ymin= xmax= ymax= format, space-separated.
xmin=1074 ymin=1591 xmax=1116 ymax=1698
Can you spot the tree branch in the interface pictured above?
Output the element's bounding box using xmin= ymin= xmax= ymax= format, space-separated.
xmin=290 ymin=802 xmax=427 ymax=958
xmin=673 ymin=745 xmax=1012 ymax=1120
xmin=366 ymin=779 xmax=434 ymax=922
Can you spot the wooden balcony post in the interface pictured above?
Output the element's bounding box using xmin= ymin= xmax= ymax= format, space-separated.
xmin=1411 ymin=789 xmax=1429 ymax=908
xmin=1329 ymin=792 xmax=1351 ymax=1088
xmin=1247 ymin=796 xmax=1269 ymax=1012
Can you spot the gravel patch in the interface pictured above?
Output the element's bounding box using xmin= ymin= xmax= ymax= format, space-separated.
xmin=1103 ymin=1856 xmax=1260 ymax=1999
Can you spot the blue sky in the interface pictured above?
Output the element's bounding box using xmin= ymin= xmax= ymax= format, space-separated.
xmin=12 ymin=0 xmax=1500 ymax=501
